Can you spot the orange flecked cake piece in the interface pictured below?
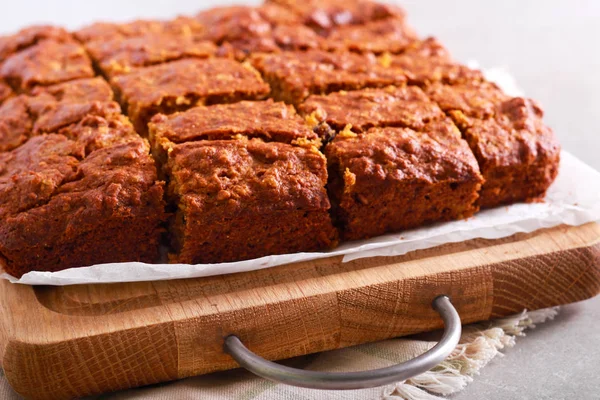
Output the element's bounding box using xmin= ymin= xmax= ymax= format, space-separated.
xmin=324 ymin=17 xmax=417 ymax=54
xmin=0 ymin=25 xmax=72 ymax=62
xmin=111 ymin=58 xmax=270 ymax=134
xmin=196 ymin=5 xmax=323 ymax=59
xmin=74 ymin=16 xmax=206 ymax=44
xmin=0 ymin=39 xmax=94 ymax=92
xmin=267 ymin=0 xmax=406 ymax=34
xmin=165 ymin=137 xmax=338 ymax=264
xmin=0 ymin=78 xmax=120 ymax=152
xmin=381 ymin=38 xmax=484 ymax=86
xmin=85 ymin=33 xmax=218 ymax=78
xmin=325 ymin=120 xmax=483 ymax=240
xmin=250 ymin=50 xmax=407 ymax=105
xmin=299 ymin=86 xmax=446 ymax=133
xmin=0 ymin=121 xmax=166 ymax=277
xmin=148 ymin=99 xmax=318 ymax=165
xmin=426 ymin=82 xmax=561 ymax=208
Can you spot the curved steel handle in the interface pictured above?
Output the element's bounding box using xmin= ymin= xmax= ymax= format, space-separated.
xmin=223 ymin=295 xmax=461 ymax=390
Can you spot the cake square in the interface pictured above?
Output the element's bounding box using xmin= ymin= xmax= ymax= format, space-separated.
xmin=30 ymin=77 xmax=114 ymax=102
xmin=74 ymin=17 xmax=206 ymax=44
xmin=148 ymin=99 xmax=318 ymax=165
xmin=250 ymin=50 xmax=407 ymax=105
xmin=381 ymin=38 xmax=484 ymax=86
xmin=196 ymin=5 xmax=321 ymax=59
xmin=426 ymin=82 xmax=561 ymax=207
xmin=324 ymin=17 xmax=417 ymax=54
xmin=0 ymin=39 xmax=95 ymax=92
xmin=299 ymin=85 xmax=446 ymax=133
xmin=0 ymin=122 xmax=166 ymax=277
xmin=267 ymin=0 xmax=405 ymax=34
xmin=165 ymin=138 xmax=338 ymax=264
xmin=197 ymin=6 xmax=281 ymax=57
xmin=325 ymin=120 xmax=483 ymax=240
xmin=111 ymin=58 xmax=270 ymax=134
xmin=0 ymin=25 xmax=71 ymax=62
xmin=0 ymin=78 xmax=120 ymax=152
xmin=85 ymin=33 xmax=218 ymax=78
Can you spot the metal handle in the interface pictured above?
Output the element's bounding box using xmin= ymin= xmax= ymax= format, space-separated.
xmin=223 ymin=295 xmax=461 ymax=390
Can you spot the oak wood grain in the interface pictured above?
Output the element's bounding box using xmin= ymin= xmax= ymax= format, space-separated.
xmin=1 ymin=223 xmax=599 ymax=400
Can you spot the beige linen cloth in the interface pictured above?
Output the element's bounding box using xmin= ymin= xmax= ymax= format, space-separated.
xmin=0 ymin=308 xmax=557 ymax=400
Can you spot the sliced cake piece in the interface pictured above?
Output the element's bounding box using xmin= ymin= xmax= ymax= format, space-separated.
xmin=0 ymin=78 xmax=120 ymax=152
xmin=197 ymin=5 xmax=323 ymax=59
xmin=0 ymin=39 xmax=94 ymax=92
xmin=166 ymin=137 xmax=338 ymax=264
xmin=0 ymin=25 xmax=72 ymax=62
xmin=85 ymin=34 xmax=217 ymax=78
xmin=267 ymin=0 xmax=406 ymax=34
xmin=249 ymin=50 xmax=407 ymax=105
xmin=299 ymin=86 xmax=446 ymax=133
xmin=325 ymin=120 xmax=483 ymax=240
xmin=380 ymin=38 xmax=483 ymax=86
xmin=74 ymin=17 xmax=206 ymax=44
xmin=324 ymin=17 xmax=417 ymax=54
xmin=111 ymin=58 xmax=270 ymax=135
xmin=0 ymin=118 xmax=166 ymax=277
xmin=426 ymin=82 xmax=560 ymax=207
xmin=148 ymin=99 xmax=318 ymax=165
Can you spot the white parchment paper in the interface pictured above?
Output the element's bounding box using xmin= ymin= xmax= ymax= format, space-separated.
xmin=3 ymin=69 xmax=599 ymax=286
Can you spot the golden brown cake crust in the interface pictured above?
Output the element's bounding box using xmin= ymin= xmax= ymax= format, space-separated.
xmin=324 ymin=17 xmax=417 ymax=54
xmin=250 ymin=50 xmax=407 ymax=105
xmin=111 ymin=58 xmax=270 ymax=134
xmin=74 ymin=17 xmax=206 ymax=44
xmin=299 ymin=86 xmax=446 ymax=132
xmin=385 ymin=38 xmax=484 ymax=86
xmin=167 ymin=138 xmax=338 ymax=263
xmin=30 ymin=77 xmax=114 ymax=102
xmin=0 ymin=39 xmax=95 ymax=92
xmin=0 ymin=25 xmax=72 ymax=62
xmin=150 ymin=99 xmax=317 ymax=146
xmin=196 ymin=5 xmax=321 ymax=59
xmin=267 ymin=0 xmax=406 ymax=33
xmin=148 ymin=100 xmax=319 ymax=169
xmin=85 ymin=34 xmax=217 ymax=78
xmin=0 ymin=78 xmax=120 ymax=152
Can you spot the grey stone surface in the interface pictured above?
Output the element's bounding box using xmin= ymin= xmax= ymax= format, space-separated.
xmin=0 ymin=1 xmax=598 ymax=399
xmin=453 ymin=297 xmax=600 ymax=400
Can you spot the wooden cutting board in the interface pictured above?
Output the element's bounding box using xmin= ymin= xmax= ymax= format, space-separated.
xmin=1 ymin=223 xmax=599 ymax=400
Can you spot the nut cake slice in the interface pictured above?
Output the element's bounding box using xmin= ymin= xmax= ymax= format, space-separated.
xmin=308 ymin=86 xmax=483 ymax=240
xmin=148 ymin=99 xmax=318 ymax=165
xmin=0 ymin=118 xmax=166 ymax=277
xmin=150 ymin=100 xmax=337 ymax=263
xmin=0 ymin=78 xmax=119 ymax=152
xmin=0 ymin=39 xmax=94 ymax=92
xmin=427 ymin=82 xmax=560 ymax=208
xmin=166 ymin=138 xmax=338 ymax=264
xmin=326 ymin=121 xmax=483 ymax=240
xmin=111 ymin=58 xmax=270 ymax=135
xmin=250 ymin=50 xmax=407 ymax=105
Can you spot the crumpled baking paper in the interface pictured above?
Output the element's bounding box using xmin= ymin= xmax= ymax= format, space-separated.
xmin=3 ymin=69 xmax=599 ymax=286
